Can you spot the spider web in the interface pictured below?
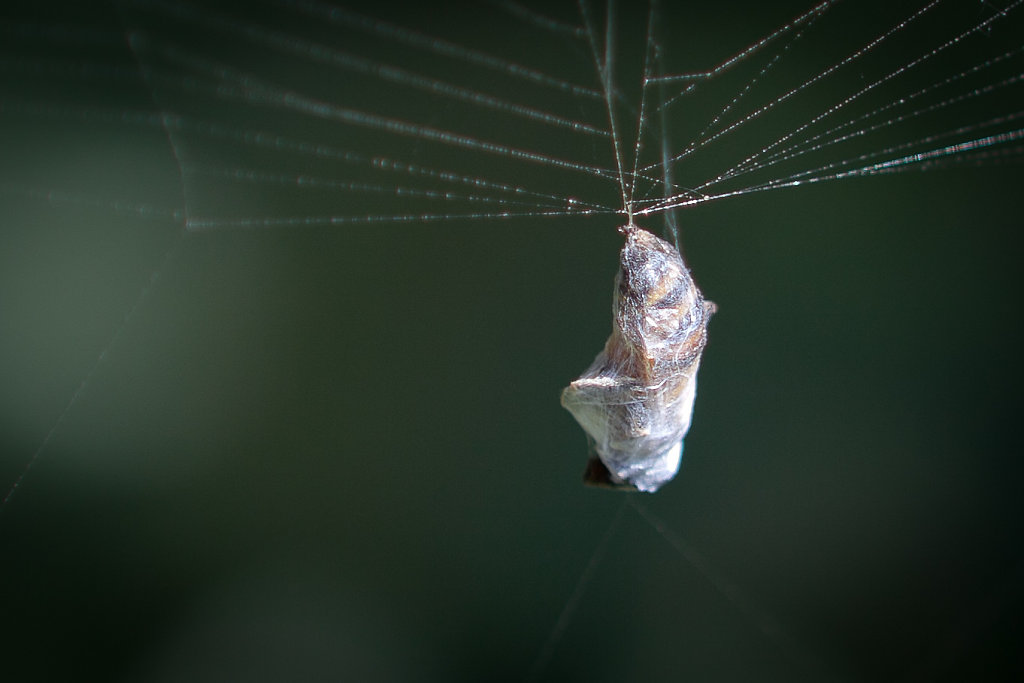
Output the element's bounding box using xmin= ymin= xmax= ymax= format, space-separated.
xmin=1 ymin=1 xmax=1023 ymax=680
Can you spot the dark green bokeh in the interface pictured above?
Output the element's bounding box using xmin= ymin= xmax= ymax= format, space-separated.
xmin=1 ymin=2 xmax=1022 ymax=681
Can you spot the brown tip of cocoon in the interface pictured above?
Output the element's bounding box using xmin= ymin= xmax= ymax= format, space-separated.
xmin=582 ymin=457 xmax=638 ymax=491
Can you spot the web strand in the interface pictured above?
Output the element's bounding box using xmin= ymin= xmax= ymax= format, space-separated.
xmin=627 ymin=499 xmax=835 ymax=680
xmin=710 ymin=0 xmax=1024 ymax=187
xmin=524 ymin=499 xmax=628 ymax=683
xmin=1 ymin=9 xmax=194 ymax=511
xmin=131 ymin=0 xmax=607 ymax=137
xmin=278 ymin=0 xmax=603 ymax=98
xmin=579 ymin=0 xmax=632 ymax=221
xmin=646 ymin=1 xmax=945 ymax=177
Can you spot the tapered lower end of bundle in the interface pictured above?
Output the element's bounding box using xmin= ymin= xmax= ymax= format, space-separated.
xmin=582 ymin=457 xmax=638 ymax=491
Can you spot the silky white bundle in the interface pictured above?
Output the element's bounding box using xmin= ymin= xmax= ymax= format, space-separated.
xmin=562 ymin=225 xmax=715 ymax=492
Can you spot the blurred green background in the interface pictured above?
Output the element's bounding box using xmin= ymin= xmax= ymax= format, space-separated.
xmin=1 ymin=1 xmax=1022 ymax=681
